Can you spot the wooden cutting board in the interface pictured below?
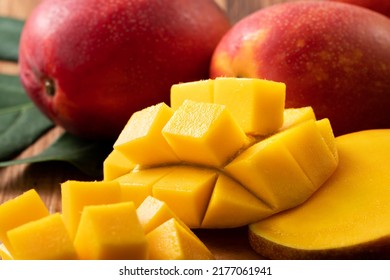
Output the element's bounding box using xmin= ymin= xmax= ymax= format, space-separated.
xmin=0 ymin=0 xmax=296 ymax=260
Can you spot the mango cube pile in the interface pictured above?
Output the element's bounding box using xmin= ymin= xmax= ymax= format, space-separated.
xmin=0 ymin=187 xmax=214 ymax=260
xmin=107 ymin=77 xmax=339 ymax=228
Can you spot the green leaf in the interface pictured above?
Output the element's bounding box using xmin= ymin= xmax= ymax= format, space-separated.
xmin=0 ymin=132 xmax=113 ymax=178
xmin=0 ymin=16 xmax=24 ymax=61
xmin=0 ymin=74 xmax=54 ymax=160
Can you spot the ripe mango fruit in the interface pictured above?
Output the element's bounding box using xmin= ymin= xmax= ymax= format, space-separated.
xmin=108 ymin=78 xmax=339 ymax=228
xmin=249 ymin=129 xmax=390 ymax=259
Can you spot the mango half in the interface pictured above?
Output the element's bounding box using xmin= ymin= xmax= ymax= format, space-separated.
xmin=108 ymin=78 xmax=338 ymax=228
xmin=249 ymin=129 xmax=390 ymax=259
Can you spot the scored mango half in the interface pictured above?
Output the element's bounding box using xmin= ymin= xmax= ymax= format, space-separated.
xmin=110 ymin=77 xmax=339 ymax=228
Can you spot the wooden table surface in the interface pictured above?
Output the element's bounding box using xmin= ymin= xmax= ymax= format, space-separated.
xmin=0 ymin=0 xmax=304 ymax=260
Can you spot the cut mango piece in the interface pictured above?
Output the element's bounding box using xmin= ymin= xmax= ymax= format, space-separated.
xmin=163 ymin=100 xmax=247 ymax=167
xmin=152 ymin=166 xmax=217 ymax=228
xmin=249 ymin=130 xmax=390 ymax=259
xmin=213 ymin=77 xmax=285 ymax=135
xmin=146 ymin=218 xmax=214 ymax=260
xmin=103 ymin=149 xmax=136 ymax=181
xmin=137 ymin=196 xmax=182 ymax=234
xmin=74 ymin=202 xmax=147 ymax=260
xmin=0 ymin=244 xmax=13 ymax=260
xmin=0 ymin=189 xmax=49 ymax=253
xmin=61 ymin=180 xmax=121 ymax=239
xmin=201 ymin=174 xmax=274 ymax=228
xmin=170 ymin=79 xmax=214 ymax=110
xmin=7 ymin=213 xmax=77 ymax=260
xmin=279 ymin=106 xmax=316 ymax=131
xmin=113 ymin=102 xmax=179 ymax=166
xmin=115 ymin=167 xmax=174 ymax=207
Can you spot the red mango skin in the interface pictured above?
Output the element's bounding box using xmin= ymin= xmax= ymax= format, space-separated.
xmin=19 ymin=0 xmax=231 ymax=140
xmin=210 ymin=1 xmax=390 ymax=136
xmin=328 ymin=0 xmax=390 ymax=17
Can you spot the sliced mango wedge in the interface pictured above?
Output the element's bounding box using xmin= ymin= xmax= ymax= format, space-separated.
xmin=249 ymin=129 xmax=390 ymax=259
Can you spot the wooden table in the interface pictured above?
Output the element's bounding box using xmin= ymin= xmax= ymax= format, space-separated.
xmin=0 ymin=0 xmax=301 ymax=260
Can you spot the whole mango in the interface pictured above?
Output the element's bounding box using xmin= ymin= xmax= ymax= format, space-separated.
xmin=210 ymin=1 xmax=390 ymax=136
xmin=19 ymin=0 xmax=230 ymax=139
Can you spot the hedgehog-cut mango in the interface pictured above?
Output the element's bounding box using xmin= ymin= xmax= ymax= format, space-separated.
xmin=108 ymin=77 xmax=338 ymax=228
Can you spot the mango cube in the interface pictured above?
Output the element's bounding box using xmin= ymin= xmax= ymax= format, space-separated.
xmin=103 ymin=149 xmax=136 ymax=181
xmin=7 ymin=213 xmax=77 ymax=260
xmin=213 ymin=77 xmax=285 ymax=135
xmin=201 ymin=174 xmax=274 ymax=228
xmin=61 ymin=180 xmax=121 ymax=239
xmin=0 ymin=244 xmax=13 ymax=260
xmin=113 ymin=102 xmax=179 ymax=166
xmin=146 ymin=218 xmax=214 ymax=260
xmin=170 ymin=79 xmax=214 ymax=110
xmin=279 ymin=106 xmax=316 ymax=131
xmin=162 ymin=100 xmax=247 ymax=167
xmin=0 ymin=189 xmax=49 ymax=253
xmin=152 ymin=166 xmax=217 ymax=228
xmin=115 ymin=167 xmax=174 ymax=207
xmin=74 ymin=202 xmax=147 ymax=260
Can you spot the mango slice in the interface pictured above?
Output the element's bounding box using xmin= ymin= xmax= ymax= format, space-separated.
xmin=74 ymin=202 xmax=148 ymax=260
xmin=249 ymin=129 xmax=390 ymax=259
xmin=113 ymin=102 xmax=179 ymax=166
xmin=7 ymin=213 xmax=77 ymax=260
xmin=0 ymin=189 xmax=49 ymax=254
xmin=108 ymin=78 xmax=338 ymax=228
xmin=146 ymin=218 xmax=215 ymax=260
xmin=61 ymin=180 xmax=121 ymax=239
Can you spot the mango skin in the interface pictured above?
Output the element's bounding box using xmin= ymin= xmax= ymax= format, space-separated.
xmin=19 ymin=0 xmax=230 ymax=139
xmin=328 ymin=0 xmax=390 ymax=17
xmin=210 ymin=1 xmax=390 ymax=136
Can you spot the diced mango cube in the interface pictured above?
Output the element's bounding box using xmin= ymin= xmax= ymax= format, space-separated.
xmin=162 ymin=100 xmax=247 ymax=167
xmin=74 ymin=202 xmax=147 ymax=260
xmin=146 ymin=218 xmax=214 ymax=260
xmin=61 ymin=180 xmax=121 ymax=239
xmin=115 ymin=167 xmax=174 ymax=207
xmin=170 ymin=79 xmax=214 ymax=110
xmin=113 ymin=102 xmax=179 ymax=166
xmin=279 ymin=106 xmax=316 ymax=131
xmin=136 ymin=196 xmax=187 ymax=234
xmin=0 ymin=189 xmax=49 ymax=253
xmin=152 ymin=166 xmax=217 ymax=228
xmin=103 ymin=149 xmax=136 ymax=181
xmin=201 ymin=174 xmax=274 ymax=228
xmin=213 ymin=77 xmax=285 ymax=135
xmin=7 ymin=213 xmax=77 ymax=260
xmin=225 ymin=132 xmax=314 ymax=210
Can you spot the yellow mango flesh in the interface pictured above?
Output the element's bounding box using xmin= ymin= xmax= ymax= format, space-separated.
xmin=105 ymin=78 xmax=338 ymax=228
xmin=113 ymin=102 xmax=179 ymax=166
xmin=7 ymin=213 xmax=77 ymax=260
xmin=61 ymin=180 xmax=121 ymax=239
xmin=249 ymin=129 xmax=390 ymax=259
xmin=74 ymin=202 xmax=147 ymax=260
xmin=0 ymin=189 xmax=49 ymax=254
xmin=0 ymin=244 xmax=13 ymax=260
xmin=163 ymin=100 xmax=247 ymax=167
xmin=170 ymin=79 xmax=214 ymax=110
xmin=103 ymin=149 xmax=136 ymax=181
xmin=146 ymin=218 xmax=214 ymax=260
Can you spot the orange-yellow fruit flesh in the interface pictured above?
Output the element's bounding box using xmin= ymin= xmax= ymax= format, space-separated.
xmin=162 ymin=100 xmax=247 ymax=168
xmin=0 ymin=189 xmax=49 ymax=254
xmin=170 ymin=79 xmax=214 ymax=110
xmin=74 ymin=202 xmax=147 ymax=260
xmin=249 ymin=130 xmax=390 ymax=259
xmin=146 ymin=218 xmax=214 ymax=260
xmin=103 ymin=149 xmax=136 ymax=181
xmin=7 ymin=213 xmax=77 ymax=260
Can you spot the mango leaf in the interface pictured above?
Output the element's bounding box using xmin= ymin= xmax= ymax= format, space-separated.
xmin=0 ymin=132 xmax=113 ymax=178
xmin=0 ymin=16 xmax=24 ymax=61
xmin=0 ymin=74 xmax=54 ymax=160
